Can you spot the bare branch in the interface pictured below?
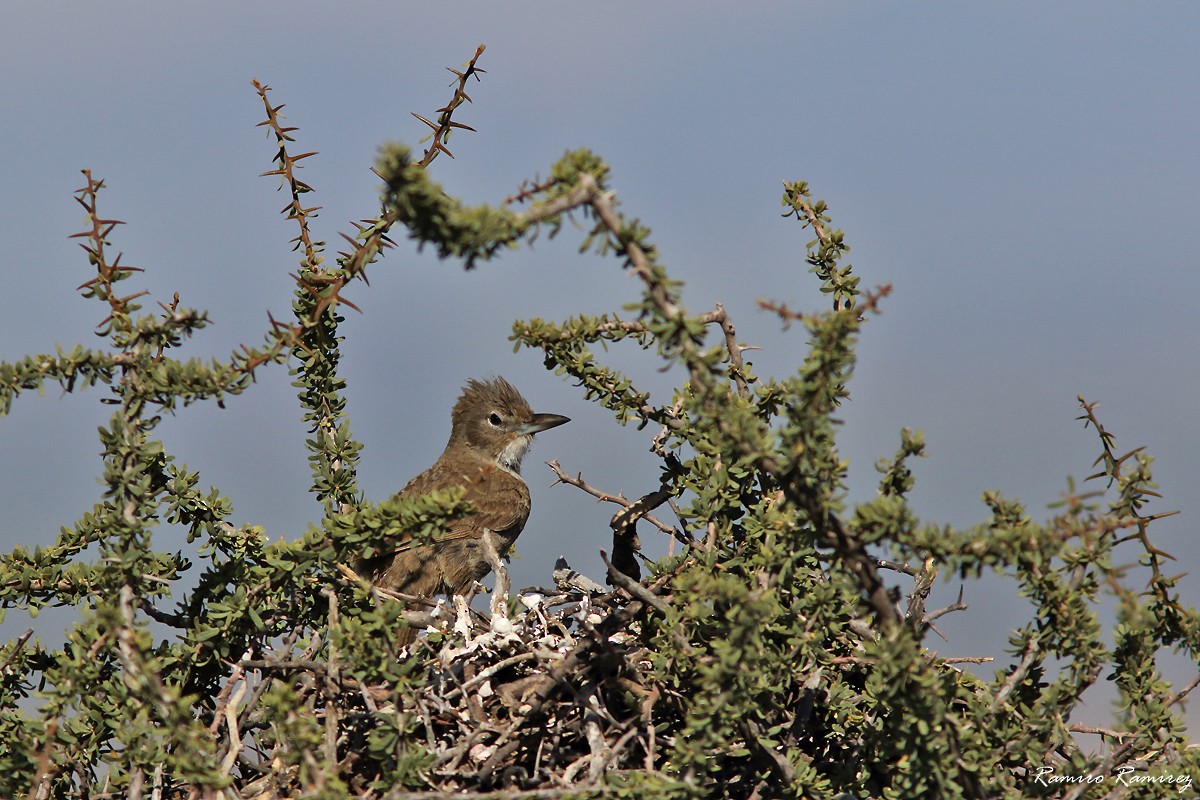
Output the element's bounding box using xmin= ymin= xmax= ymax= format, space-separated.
xmin=600 ymin=550 xmax=670 ymax=616
xmin=923 ymin=586 xmax=969 ymax=626
xmin=545 ymin=460 xmax=687 ymax=545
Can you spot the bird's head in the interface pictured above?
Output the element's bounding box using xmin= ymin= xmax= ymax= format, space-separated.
xmin=449 ymin=377 xmax=570 ymax=474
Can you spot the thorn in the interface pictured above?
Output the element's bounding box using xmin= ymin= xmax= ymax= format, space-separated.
xmin=410 ymin=112 xmax=439 ymax=131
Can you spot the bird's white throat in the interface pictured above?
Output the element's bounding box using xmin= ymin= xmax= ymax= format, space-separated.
xmin=497 ymin=434 xmax=533 ymax=476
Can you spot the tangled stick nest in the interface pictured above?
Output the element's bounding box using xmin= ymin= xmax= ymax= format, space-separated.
xmin=240 ymin=542 xmax=673 ymax=800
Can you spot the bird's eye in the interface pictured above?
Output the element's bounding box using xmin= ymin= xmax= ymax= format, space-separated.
xmin=488 ymin=412 xmax=503 ymax=427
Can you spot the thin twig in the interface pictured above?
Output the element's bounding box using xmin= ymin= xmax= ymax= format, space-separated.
xmin=600 ymin=551 xmax=670 ymax=616
xmin=707 ymin=303 xmax=750 ymax=396
xmin=322 ymin=587 xmax=341 ymax=768
xmin=416 ymin=44 xmax=487 ymax=168
xmin=588 ymin=182 xmax=680 ymax=320
xmin=992 ymin=634 xmax=1041 ymax=710
xmin=1068 ymin=724 xmax=1136 ymax=739
xmin=546 ymin=460 xmax=686 ymax=544
xmin=0 ymin=629 xmax=33 ymax=675
xmin=923 ymin=585 xmax=968 ymax=625
xmin=1166 ymin=673 xmax=1200 ymax=709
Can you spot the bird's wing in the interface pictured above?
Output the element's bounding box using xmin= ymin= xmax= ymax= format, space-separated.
xmin=389 ymin=460 xmax=530 ymax=551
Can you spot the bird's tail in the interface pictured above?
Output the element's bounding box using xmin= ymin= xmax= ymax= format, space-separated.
xmin=396 ymin=622 xmax=419 ymax=649
xmin=338 ymin=561 xmax=424 ymax=650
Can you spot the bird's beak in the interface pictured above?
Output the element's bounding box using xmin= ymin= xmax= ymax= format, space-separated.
xmin=520 ymin=413 xmax=570 ymax=435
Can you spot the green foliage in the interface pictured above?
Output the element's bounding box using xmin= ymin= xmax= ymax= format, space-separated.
xmin=1 ymin=47 xmax=1197 ymax=800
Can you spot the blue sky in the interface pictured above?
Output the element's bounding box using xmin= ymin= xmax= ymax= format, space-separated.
xmin=2 ymin=3 xmax=1198 ymax=728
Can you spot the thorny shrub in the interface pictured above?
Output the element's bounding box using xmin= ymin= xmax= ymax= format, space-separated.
xmin=1 ymin=46 xmax=1197 ymax=800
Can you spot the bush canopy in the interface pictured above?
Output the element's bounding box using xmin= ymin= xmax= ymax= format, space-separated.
xmin=1 ymin=46 xmax=1196 ymax=800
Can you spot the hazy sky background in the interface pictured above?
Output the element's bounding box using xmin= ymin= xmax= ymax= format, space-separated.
xmin=2 ymin=3 xmax=1197 ymax=730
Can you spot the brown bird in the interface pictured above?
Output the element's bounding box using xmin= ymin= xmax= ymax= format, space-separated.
xmin=362 ymin=377 xmax=569 ymax=634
